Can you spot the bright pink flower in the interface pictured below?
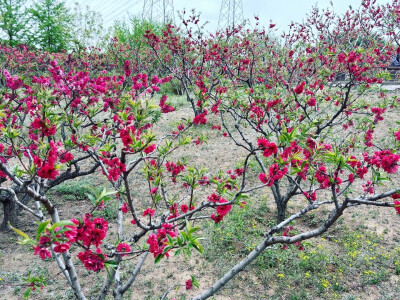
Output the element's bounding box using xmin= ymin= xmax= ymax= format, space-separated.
xmin=180 ymin=204 xmax=189 ymax=213
xmin=77 ymin=249 xmax=106 ymax=272
xmin=60 ymin=152 xmax=74 ymax=163
xmin=210 ymin=213 xmax=223 ymax=223
xmin=53 ymin=242 xmax=71 ymax=253
xmin=116 ymin=242 xmax=131 ymax=256
xmin=258 ymin=173 xmax=268 ymax=184
xmin=356 ymin=167 xmax=368 ymax=179
xmin=37 ymin=163 xmax=59 ymax=180
xmin=395 ymin=130 xmax=400 ymax=141
xmin=306 ymin=98 xmax=316 ymax=106
xmin=193 ymin=110 xmax=208 ymax=125
xmin=143 ymin=208 xmax=155 ymax=217
xmin=348 ymin=173 xmax=355 ymax=183
xmin=33 ymin=245 xmax=52 ymax=260
xmin=185 ymin=279 xmax=193 ymax=290
xmin=364 ymin=129 xmax=374 ymax=147
xmin=121 ymin=203 xmax=129 ymax=213
xmin=263 ymin=143 xmax=278 ymax=158
xmin=393 ymin=199 xmax=400 ymax=215
xmin=216 ymin=198 xmax=232 ymax=217
xmin=294 ymin=81 xmax=305 ymax=94
xmin=347 ymin=156 xmax=359 ymax=168
xmin=370 ymin=150 xmax=400 ymax=173
xmin=144 ymin=144 xmax=156 ymax=154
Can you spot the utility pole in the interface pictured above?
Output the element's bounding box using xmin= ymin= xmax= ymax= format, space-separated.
xmin=142 ymin=0 xmax=175 ymax=24
xmin=217 ymin=0 xmax=244 ymax=30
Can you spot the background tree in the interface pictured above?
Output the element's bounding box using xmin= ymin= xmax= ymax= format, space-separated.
xmin=29 ymin=0 xmax=72 ymax=52
xmin=0 ymin=0 xmax=29 ymax=47
xmin=69 ymin=2 xmax=105 ymax=52
xmin=112 ymin=15 xmax=163 ymax=48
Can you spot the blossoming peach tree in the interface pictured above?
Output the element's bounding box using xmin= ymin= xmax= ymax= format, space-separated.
xmin=1 ymin=1 xmax=400 ymax=299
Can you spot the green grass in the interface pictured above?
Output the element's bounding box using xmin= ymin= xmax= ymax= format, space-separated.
xmin=202 ymin=198 xmax=400 ymax=299
xmin=51 ymin=178 xmax=96 ymax=202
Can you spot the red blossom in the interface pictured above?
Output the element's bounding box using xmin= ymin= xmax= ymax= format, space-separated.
xmin=77 ymin=249 xmax=106 ymax=272
xmin=180 ymin=204 xmax=189 ymax=213
xmin=143 ymin=208 xmax=155 ymax=217
xmin=185 ymin=279 xmax=193 ymax=290
xmin=37 ymin=163 xmax=59 ymax=180
xmin=116 ymin=242 xmax=131 ymax=256
xmin=193 ymin=109 xmax=208 ymax=125
xmin=143 ymin=144 xmax=156 ymax=154
xmin=121 ymin=203 xmax=129 ymax=213
xmin=294 ymin=81 xmax=305 ymax=94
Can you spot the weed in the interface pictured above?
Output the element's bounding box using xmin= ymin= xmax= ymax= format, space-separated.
xmin=51 ymin=178 xmax=96 ymax=202
xmin=92 ymin=199 xmax=119 ymax=220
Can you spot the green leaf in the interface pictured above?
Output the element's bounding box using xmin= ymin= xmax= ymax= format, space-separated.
xmin=50 ymin=220 xmax=75 ymax=231
xmin=154 ymin=254 xmax=163 ymax=264
xmin=87 ymin=193 xmax=96 ymax=205
xmin=188 ymin=227 xmax=201 ymax=235
xmin=36 ymin=220 xmax=50 ymax=241
xmin=177 ymin=236 xmax=183 ymax=247
xmin=162 ymin=246 xmax=172 ymax=254
xmin=104 ymin=260 xmax=119 ymax=269
xmin=24 ymin=287 xmax=32 ymax=299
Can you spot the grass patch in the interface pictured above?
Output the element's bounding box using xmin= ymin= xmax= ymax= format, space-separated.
xmin=51 ymin=178 xmax=96 ymax=202
xmin=203 ymin=198 xmax=400 ymax=299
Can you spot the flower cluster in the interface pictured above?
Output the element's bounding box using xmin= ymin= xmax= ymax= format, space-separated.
xmin=101 ymin=157 xmax=126 ymax=181
xmin=35 ymin=141 xmax=72 ymax=180
xmin=193 ymin=109 xmax=208 ymax=125
xmin=208 ymin=193 xmax=232 ymax=223
xmin=393 ymin=194 xmax=400 ymax=215
xmin=30 ymin=118 xmax=57 ymax=137
xmin=146 ymin=223 xmax=177 ymax=257
xmin=159 ymin=95 xmax=175 ymax=113
xmin=258 ymin=163 xmax=288 ymax=187
xmin=71 ymin=214 xmax=108 ymax=248
xmin=77 ymin=249 xmax=107 ymax=272
xmin=367 ymin=150 xmax=400 ymax=174
xmin=257 ymin=138 xmax=278 ymax=158
xmin=166 ymin=161 xmax=185 ymax=182
xmin=3 ymin=69 xmax=23 ymax=90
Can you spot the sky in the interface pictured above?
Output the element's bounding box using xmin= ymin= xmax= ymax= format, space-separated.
xmin=69 ymin=0 xmax=391 ymax=33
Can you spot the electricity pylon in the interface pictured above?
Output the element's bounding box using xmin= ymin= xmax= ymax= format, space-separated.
xmin=142 ymin=0 xmax=175 ymax=24
xmin=217 ymin=0 xmax=244 ymax=30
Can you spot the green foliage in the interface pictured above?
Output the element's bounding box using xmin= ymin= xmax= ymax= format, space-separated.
xmin=0 ymin=0 xmax=29 ymax=46
xmin=112 ymin=15 xmax=163 ymax=48
xmin=52 ymin=179 xmax=94 ymax=201
xmin=69 ymin=2 xmax=105 ymax=52
xmin=92 ymin=199 xmax=120 ymax=220
xmin=28 ymin=0 xmax=72 ymax=52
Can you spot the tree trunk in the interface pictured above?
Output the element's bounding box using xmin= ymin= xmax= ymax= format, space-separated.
xmin=276 ymin=200 xmax=287 ymax=225
xmin=0 ymin=191 xmax=18 ymax=231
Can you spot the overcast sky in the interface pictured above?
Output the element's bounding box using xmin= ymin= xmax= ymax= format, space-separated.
xmin=70 ymin=0 xmax=390 ymax=32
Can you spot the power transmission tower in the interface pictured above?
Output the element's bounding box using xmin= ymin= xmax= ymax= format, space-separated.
xmin=217 ymin=0 xmax=244 ymax=30
xmin=142 ymin=0 xmax=175 ymax=24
